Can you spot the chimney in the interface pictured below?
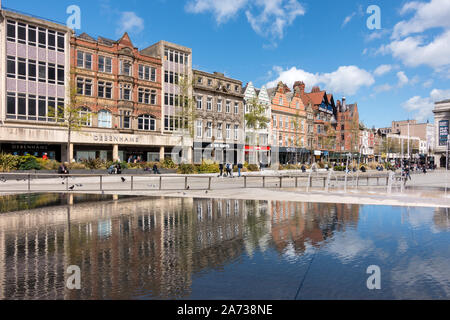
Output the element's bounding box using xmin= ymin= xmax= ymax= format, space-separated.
xmin=342 ymin=97 xmax=347 ymax=112
xmin=311 ymin=86 xmax=320 ymax=93
xmin=294 ymin=81 xmax=305 ymax=95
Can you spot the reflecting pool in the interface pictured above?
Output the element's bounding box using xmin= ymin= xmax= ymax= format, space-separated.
xmin=0 ymin=193 xmax=449 ymax=300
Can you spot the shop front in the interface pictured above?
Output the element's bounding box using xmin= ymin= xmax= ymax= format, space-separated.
xmin=0 ymin=143 xmax=62 ymax=160
xmin=245 ymin=145 xmax=271 ymax=166
xmin=278 ymin=147 xmax=309 ymax=164
xmin=194 ymin=142 xmax=244 ymax=164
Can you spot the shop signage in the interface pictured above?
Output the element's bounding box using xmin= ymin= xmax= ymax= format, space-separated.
xmin=314 ymin=150 xmax=322 ymax=156
xmin=245 ymin=146 xmax=271 ymax=151
xmin=319 ymin=102 xmax=334 ymax=115
xmin=92 ymin=134 xmax=140 ymax=144
xmin=439 ymin=120 xmax=449 ymax=146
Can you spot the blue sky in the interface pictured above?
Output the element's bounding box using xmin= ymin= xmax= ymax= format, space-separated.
xmin=4 ymin=0 xmax=450 ymax=128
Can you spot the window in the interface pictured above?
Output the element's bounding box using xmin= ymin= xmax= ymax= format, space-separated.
xmin=206 ymin=122 xmax=212 ymax=138
xmin=57 ymin=32 xmax=65 ymax=52
xmin=285 ymin=117 xmax=289 ymax=130
xmin=28 ymin=95 xmax=37 ymax=121
xmin=217 ymin=123 xmax=222 ymax=139
xmin=38 ymin=62 xmax=46 ymax=83
xmin=57 ymin=65 xmax=64 ymax=85
xmin=120 ymin=84 xmax=132 ymax=100
xmin=138 ymin=115 xmax=156 ymax=131
xmin=139 ymin=65 xmax=156 ymax=81
xmin=120 ymin=110 xmax=131 ymax=129
xmin=196 ymin=120 xmax=203 ymax=138
xmin=280 ymin=97 xmax=283 ymax=105
xmin=164 ymin=71 xmax=178 ymax=84
xmin=98 ymin=81 xmax=113 ymax=99
xmin=226 ymin=124 xmax=231 ymax=140
xmin=48 ymin=63 xmax=56 ymax=84
xmin=226 ymin=101 xmax=231 ymax=113
xmin=197 ymin=96 xmax=203 ymax=109
xmin=138 ymin=88 xmax=156 ymax=104
xmin=28 ymin=26 xmax=36 ymax=46
xmin=207 ymin=98 xmax=212 ymax=111
xmin=234 ymin=102 xmax=239 ymax=114
xmin=7 ymin=21 xmax=16 ymax=42
xmin=77 ymin=51 xmax=92 ymax=69
xmin=217 ymin=99 xmax=222 ymax=112
xmin=208 ymin=79 xmax=212 ymax=86
xmin=79 ymin=107 xmax=92 ymax=126
xmin=235 ymin=85 xmax=240 ymax=92
xmin=98 ymin=110 xmax=112 ymax=128
xmin=98 ymin=56 xmax=112 ymax=73
xmin=120 ymin=60 xmax=132 ymax=76
xmin=38 ymin=27 xmax=46 ymax=48
xmin=48 ymin=30 xmax=55 ymax=50
xmin=165 ymin=93 xmax=178 ymax=106
xmin=18 ymin=23 xmax=26 ymax=44
xmin=234 ymin=125 xmax=239 ymax=140
xmin=7 ymin=56 xmax=15 ymax=78
xmin=273 ymin=115 xmax=277 ymax=128
xmin=77 ymin=78 xmax=92 ymax=96
xmin=197 ymin=77 xmax=203 ymax=84
xmin=296 ymin=101 xmax=300 ymax=109
xmin=6 ymin=92 xmax=16 ymax=119
xmin=17 ymin=58 xmax=26 ymax=80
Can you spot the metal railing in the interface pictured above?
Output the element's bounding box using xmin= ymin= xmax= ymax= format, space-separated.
xmin=0 ymin=171 xmax=398 ymax=194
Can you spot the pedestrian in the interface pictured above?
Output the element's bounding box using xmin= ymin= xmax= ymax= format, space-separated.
xmin=301 ymin=164 xmax=306 ymax=173
xmin=218 ymin=163 xmax=224 ymax=177
xmin=116 ymin=162 xmax=122 ymax=175
xmin=229 ymin=163 xmax=234 ymax=178
xmin=153 ymin=163 xmax=160 ymax=174
xmin=128 ymin=156 xmax=132 ymax=164
xmin=238 ymin=163 xmax=243 ymax=177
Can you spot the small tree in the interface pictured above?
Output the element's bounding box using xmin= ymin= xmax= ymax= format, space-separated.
xmin=49 ymin=80 xmax=90 ymax=162
xmin=176 ymin=74 xmax=198 ymax=163
xmin=244 ymin=97 xmax=269 ymax=164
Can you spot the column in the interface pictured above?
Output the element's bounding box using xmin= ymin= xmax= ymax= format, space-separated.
xmin=113 ymin=145 xmax=119 ymax=162
xmin=160 ymin=146 xmax=165 ymax=162
xmin=69 ymin=144 xmax=74 ymax=162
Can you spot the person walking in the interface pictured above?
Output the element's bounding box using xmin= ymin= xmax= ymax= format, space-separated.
xmin=153 ymin=163 xmax=160 ymax=174
xmin=237 ymin=163 xmax=243 ymax=177
xmin=219 ymin=163 xmax=224 ymax=177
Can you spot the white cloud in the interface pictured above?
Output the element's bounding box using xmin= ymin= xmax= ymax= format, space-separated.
xmin=423 ymin=79 xmax=434 ymax=88
xmin=266 ymin=65 xmax=375 ymax=96
xmin=379 ymin=0 xmax=450 ymax=71
xmin=185 ymin=0 xmax=248 ymax=24
xmin=402 ymin=88 xmax=450 ymax=121
xmin=374 ymin=83 xmax=393 ymax=93
xmin=116 ymin=12 xmax=144 ymax=35
xmin=397 ymin=71 xmax=409 ymax=87
xmin=381 ymin=30 xmax=450 ymax=70
xmin=374 ymin=64 xmax=393 ymax=76
xmin=392 ymin=0 xmax=450 ymax=39
xmin=186 ymin=0 xmax=305 ymax=40
xmin=342 ymin=12 xmax=356 ymax=28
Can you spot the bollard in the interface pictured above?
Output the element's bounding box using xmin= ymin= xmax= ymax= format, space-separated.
xmin=185 ymin=177 xmax=188 ymax=190
xmin=131 ymin=176 xmax=134 ymax=191
xmin=28 ymin=174 xmax=31 ymax=192
xmin=66 ymin=176 xmax=69 ymax=192
xmin=159 ymin=176 xmax=162 ymax=190
xmin=295 ymin=177 xmax=298 ymax=188
xmin=208 ymin=177 xmax=212 ymax=190
xmin=280 ymin=177 xmax=282 ymax=188
xmin=323 ymin=177 xmax=326 ymax=188
xmin=100 ymin=175 xmax=103 ymax=191
xmin=244 ymin=176 xmax=247 ymax=188
xmin=263 ymin=176 xmax=266 ymax=188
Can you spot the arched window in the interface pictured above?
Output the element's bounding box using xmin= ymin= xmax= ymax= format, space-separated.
xmin=98 ymin=110 xmax=112 ymax=128
xmin=138 ymin=114 xmax=156 ymax=131
xmin=78 ymin=106 xmax=92 ymax=126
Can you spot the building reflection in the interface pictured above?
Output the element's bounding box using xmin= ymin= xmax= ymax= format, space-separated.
xmin=0 ymin=193 xmax=446 ymax=300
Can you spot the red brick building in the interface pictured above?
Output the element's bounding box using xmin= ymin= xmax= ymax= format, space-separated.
xmin=335 ymin=98 xmax=360 ymax=155
xmin=69 ymin=32 xmax=182 ymax=162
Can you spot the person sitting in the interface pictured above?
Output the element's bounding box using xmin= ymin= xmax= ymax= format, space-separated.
xmin=153 ymin=164 xmax=160 ymax=175
xmin=108 ymin=165 xmax=117 ymax=174
xmin=116 ymin=162 xmax=122 ymax=175
xmin=361 ymin=166 xmax=367 ymax=173
xmin=301 ymin=164 xmax=306 ymax=173
xmin=58 ymin=163 xmax=69 ymax=175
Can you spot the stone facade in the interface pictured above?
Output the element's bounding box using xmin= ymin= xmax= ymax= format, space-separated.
xmin=192 ymin=70 xmax=244 ymax=164
xmin=433 ymin=99 xmax=450 ymax=168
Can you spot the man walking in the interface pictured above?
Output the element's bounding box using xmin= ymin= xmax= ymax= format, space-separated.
xmin=238 ymin=163 xmax=243 ymax=177
xmin=219 ymin=163 xmax=224 ymax=177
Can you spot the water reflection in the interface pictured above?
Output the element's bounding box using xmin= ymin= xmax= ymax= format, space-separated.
xmin=0 ymin=194 xmax=448 ymax=300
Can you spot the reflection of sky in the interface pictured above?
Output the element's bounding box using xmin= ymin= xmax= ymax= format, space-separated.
xmin=324 ymin=230 xmax=374 ymax=264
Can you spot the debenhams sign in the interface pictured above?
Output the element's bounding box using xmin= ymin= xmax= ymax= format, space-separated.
xmin=92 ymin=133 xmax=140 ymax=144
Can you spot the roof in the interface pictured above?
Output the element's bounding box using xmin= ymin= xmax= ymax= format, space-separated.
xmin=306 ymin=90 xmax=326 ymax=105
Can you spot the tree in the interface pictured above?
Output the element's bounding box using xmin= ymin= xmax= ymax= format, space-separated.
xmin=244 ymin=97 xmax=269 ymax=164
xmin=176 ymin=74 xmax=198 ymax=163
xmin=49 ymin=79 xmax=90 ymax=163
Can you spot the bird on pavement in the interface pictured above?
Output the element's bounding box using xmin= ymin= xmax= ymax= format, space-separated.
xmin=121 ymin=177 xmax=126 ymax=183
xmin=186 ymin=186 xmax=190 ymax=190
xmin=69 ymin=185 xmax=75 ymax=190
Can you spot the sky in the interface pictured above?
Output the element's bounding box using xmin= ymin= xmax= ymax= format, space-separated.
xmin=3 ymin=0 xmax=450 ymax=128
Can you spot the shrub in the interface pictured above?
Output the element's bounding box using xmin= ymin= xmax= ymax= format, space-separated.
xmin=197 ymin=161 xmax=219 ymax=174
xmin=36 ymin=158 xmax=60 ymax=170
xmin=247 ymin=164 xmax=260 ymax=172
xmin=162 ymin=157 xmax=177 ymax=169
xmin=178 ymin=163 xmax=197 ymax=174
xmin=18 ymin=155 xmax=41 ymax=171
xmin=333 ymin=166 xmax=345 ymax=172
xmin=68 ymin=162 xmax=86 ymax=170
xmin=82 ymin=158 xmax=106 ymax=170
xmin=0 ymin=153 xmax=20 ymax=172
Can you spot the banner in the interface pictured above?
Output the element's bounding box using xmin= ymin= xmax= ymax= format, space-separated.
xmin=439 ymin=120 xmax=449 ymax=146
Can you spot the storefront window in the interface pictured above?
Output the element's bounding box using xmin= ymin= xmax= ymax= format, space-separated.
xmin=98 ymin=110 xmax=112 ymax=128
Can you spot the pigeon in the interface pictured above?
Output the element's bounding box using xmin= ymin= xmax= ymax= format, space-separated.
xmin=121 ymin=177 xmax=126 ymax=183
xmin=69 ymin=185 xmax=75 ymax=190
xmin=186 ymin=186 xmax=190 ymax=190
xmin=205 ymin=191 xmax=208 ymax=194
